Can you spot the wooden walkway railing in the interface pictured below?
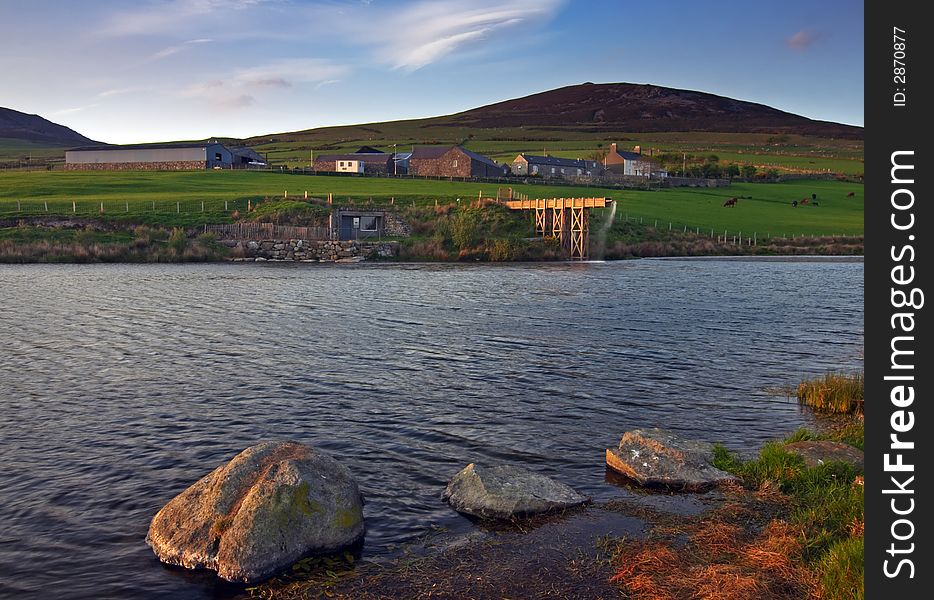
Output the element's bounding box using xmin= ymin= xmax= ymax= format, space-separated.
xmin=206 ymin=223 xmax=329 ymax=240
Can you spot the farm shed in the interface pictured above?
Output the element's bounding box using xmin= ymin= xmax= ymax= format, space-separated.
xmin=314 ymin=148 xmax=394 ymax=174
xmin=511 ymin=154 xmax=601 ymax=178
xmin=408 ymin=145 xmax=506 ymax=178
xmin=64 ymin=142 xmax=249 ymax=171
xmin=333 ymin=208 xmax=385 ymax=240
xmin=603 ymin=143 xmax=667 ymax=178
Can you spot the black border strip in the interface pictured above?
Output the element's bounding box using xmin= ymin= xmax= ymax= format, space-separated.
xmin=865 ymin=0 xmax=929 ymax=596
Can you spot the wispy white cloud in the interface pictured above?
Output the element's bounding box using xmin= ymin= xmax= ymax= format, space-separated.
xmin=786 ymin=30 xmax=824 ymax=50
xmin=151 ymin=38 xmax=214 ymax=60
xmin=177 ymin=58 xmax=346 ymax=110
xmin=101 ymin=0 xmax=269 ymax=36
xmin=50 ymin=104 xmax=99 ymax=116
xmin=232 ymin=58 xmax=349 ymax=88
xmin=343 ymin=0 xmax=564 ymax=70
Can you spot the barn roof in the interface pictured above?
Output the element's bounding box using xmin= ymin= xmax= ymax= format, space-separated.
xmin=67 ymin=142 xmax=224 ymax=152
xmin=316 ymin=153 xmax=392 ymax=162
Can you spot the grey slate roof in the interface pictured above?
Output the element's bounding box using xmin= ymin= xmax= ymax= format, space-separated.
xmin=613 ymin=150 xmax=647 ymax=161
xmin=517 ymin=154 xmax=598 ymax=169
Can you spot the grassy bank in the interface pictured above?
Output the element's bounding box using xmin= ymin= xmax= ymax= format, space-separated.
xmin=0 ymin=225 xmax=228 ymax=263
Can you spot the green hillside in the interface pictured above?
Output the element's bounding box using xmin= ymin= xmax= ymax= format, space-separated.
xmin=0 ymin=170 xmax=864 ymax=236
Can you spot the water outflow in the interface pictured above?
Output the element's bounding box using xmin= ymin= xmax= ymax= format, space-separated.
xmin=592 ymin=200 xmax=617 ymax=259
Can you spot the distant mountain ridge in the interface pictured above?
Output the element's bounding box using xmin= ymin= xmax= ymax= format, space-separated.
xmin=0 ymin=107 xmax=100 ymax=146
xmin=439 ymin=82 xmax=861 ymax=138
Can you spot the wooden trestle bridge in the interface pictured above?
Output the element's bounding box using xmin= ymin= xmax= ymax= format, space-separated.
xmin=505 ymin=197 xmax=612 ymax=259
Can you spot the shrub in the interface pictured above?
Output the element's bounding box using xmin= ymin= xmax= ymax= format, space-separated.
xmin=168 ymin=227 xmax=188 ymax=252
xmin=451 ymin=210 xmax=479 ymax=251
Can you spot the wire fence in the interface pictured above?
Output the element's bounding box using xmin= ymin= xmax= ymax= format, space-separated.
xmin=0 ymin=197 xmax=259 ymax=218
xmin=616 ymin=212 xmax=861 ymax=245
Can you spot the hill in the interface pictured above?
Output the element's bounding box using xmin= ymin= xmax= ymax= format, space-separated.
xmin=439 ymin=82 xmax=862 ymax=138
xmin=0 ymin=107 xmax=99 ymax=146
xmin=237 ymin=82 xmax=863 ymax=172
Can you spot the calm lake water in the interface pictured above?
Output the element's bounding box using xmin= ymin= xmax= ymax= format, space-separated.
xmin=0 ymin=259 xmax=863 ymax=599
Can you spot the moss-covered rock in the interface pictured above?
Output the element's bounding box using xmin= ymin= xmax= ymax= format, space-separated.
xmin=146 ymin=441 xmax=364 ymax=583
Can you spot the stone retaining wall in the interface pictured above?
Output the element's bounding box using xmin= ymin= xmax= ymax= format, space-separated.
xmin=383 ymin=211 xmax=411 ymax=237
xmin=222 ymin=239 xmax=398 ymax=262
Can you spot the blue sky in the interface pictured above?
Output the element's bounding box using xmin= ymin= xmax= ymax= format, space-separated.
xmin=0 ymin=0 xmax=864 ymax=144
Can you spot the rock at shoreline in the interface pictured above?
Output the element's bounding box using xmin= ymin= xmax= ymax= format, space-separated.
xmin=146 ymin=441 xmax=364 ymax=583
xmin=783 ymin=440 xmax=864 ymax=472
xmin=442 ymin=464 xmax=589 ymax=519
xmin=605 ymin=428 xmax=737 ymax=491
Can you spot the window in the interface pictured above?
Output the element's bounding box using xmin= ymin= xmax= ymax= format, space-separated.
xmin=551 ymin=167 xmax=555 ymax=174
xmin=215 ymin=153 xmax=223 ymax=162
xmin=452 ymin=159 xmax=458 ymax=168
xmin=339 ymin=161 xmax=344 ymax=167
xmin=359 ymin=216 xmax=378 ymax=231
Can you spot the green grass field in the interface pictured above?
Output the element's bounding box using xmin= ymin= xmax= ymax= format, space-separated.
xmin=246 ymin=129 xmax=864 ymax=175
xmin=0 ymin=170 xmax=864 ymax=236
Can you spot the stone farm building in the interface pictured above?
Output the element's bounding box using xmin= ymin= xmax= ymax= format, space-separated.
xmin=511 ymin=154 xmax=602 ymax=178
xmin=408 ymin=145 xmax=506 ymax=178
xmin=313 ymin=146 xmax=397 ymax=175
xmin=603 ymin=143 xmax=667 ymax=178
xmin=65 ymin=142 xmax=266 ymax=171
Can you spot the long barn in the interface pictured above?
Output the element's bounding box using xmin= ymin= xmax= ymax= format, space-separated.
xmin=65 ymin=142 xmax=264 ymax=171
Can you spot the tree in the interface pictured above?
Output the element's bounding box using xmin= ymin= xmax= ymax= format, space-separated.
xmin=740 ymin=165 xmax=757 ymax=179
xmin=725 ymin=164 xmax=741 ymax=178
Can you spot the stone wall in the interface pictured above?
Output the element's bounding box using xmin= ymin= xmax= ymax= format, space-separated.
xmin=64 ymin=161 xmax=207 ymax=171
xmin=383 ymin=211 xmax=411 ymax=237
xmin=410 ymin=148 xmax=471 ymax=178
xmin=222 ymin=239 xmax=398 ymax=262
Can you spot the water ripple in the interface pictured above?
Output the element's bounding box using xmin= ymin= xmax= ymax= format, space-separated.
xmin=0 ymin=259 xmax=863 ymax=599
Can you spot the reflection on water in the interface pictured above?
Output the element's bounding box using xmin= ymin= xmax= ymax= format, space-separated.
xmin=0 ymin=259 xmax=863 ymax=599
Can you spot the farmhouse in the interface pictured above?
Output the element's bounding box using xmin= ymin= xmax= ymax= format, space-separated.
xmin=603 ymin=143 xmax=667 ymax=178
xmin=313 ymin=146 xmax=395 ymax=174
xmin=65 ymin=142 xmax=265 ymax=171
xmin=511 ymin=154 xmax=602 ymax=178
xmin=408 ymin=145 xmax=506 ymax=178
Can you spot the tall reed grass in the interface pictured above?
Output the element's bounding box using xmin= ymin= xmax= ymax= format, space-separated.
xmin=797 ymin=372 xmax=864 ymax=415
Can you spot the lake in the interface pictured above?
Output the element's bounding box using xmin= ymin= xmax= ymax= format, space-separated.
xmin=0 ymin=259 xmax=863 ymax=599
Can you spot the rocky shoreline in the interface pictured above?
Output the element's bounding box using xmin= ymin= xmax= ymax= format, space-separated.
xmin=145 ymin=426 xmax=863 ymax=596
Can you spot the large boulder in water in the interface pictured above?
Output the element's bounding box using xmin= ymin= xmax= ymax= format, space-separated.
xmin=605 ymin=428 xmax=737 ymax=491
xmin=441 ymin=463 xmax=590 ymax=519
xmin=146 ymin=441 xmax=364 ymax=583
xmin=783 ymin=440 xmax=864 ymax=472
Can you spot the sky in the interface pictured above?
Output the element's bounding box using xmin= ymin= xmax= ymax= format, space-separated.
xmin=0 ymin=0 xmax=864 ymax=144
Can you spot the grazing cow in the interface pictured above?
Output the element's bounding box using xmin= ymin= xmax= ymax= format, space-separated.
xmin=800 ymin=198 xmax=810 ymax=205
xmin=792 ymin=200 xmax=798 ymax=208
xmin=847 ymin=192 xmax=855 ymax=197
xmin=723 ymin=198 xmax=737 ymax=207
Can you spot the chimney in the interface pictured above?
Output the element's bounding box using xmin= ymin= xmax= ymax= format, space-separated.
xmin=633 ymin=145 xmax=641 ymax=154
xmin=609 ymin=143 xmax=618 ymax=155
